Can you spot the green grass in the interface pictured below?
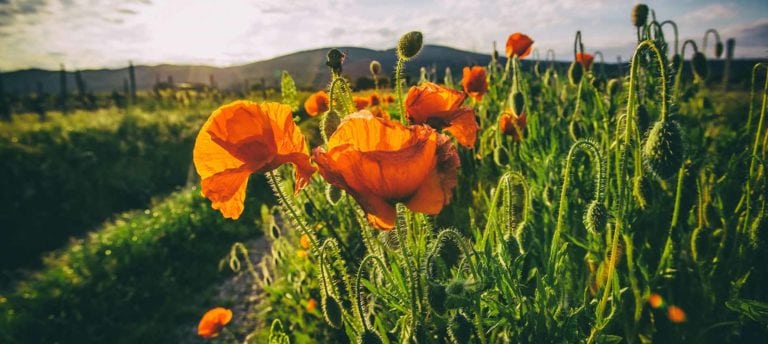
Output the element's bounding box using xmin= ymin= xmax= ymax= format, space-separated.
xmin=0 ymin=180 xmax=269 ymax=344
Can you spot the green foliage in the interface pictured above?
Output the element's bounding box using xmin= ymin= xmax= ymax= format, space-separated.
xmin=0 ymin=108 xmax=208 ymax=270
xmin=0 ymin=185 xmax=264 ymax=343
xmin=281 ymin=71 xmax=300 ymax=112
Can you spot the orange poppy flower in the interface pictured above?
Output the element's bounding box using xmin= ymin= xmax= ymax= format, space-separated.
xmin=297 ymin=249 xmax=308 ymax=258
xmin=505 ymin=33 xmax=534 ymax=58
xmin=193 ymin=101 xmax=316 ymax=219
xmin=313 ymin=111 xmax=460 ymax=229
xmin=304 ymin=91 xmax=329 ymax=117
xmin=461 ymin=66 xmax=488 ymax=101
xmin=576 ymin=52 xmax=594 ymax=71
xmin=648 ymin=293 xmax=664 ymax=309
xmin=499 ymin=111 xmax=527 ymax=141
xmin=369 ymin=93 xmax=381 ymax=106
xmin=404 ymin=82 xmax=479 ymax=148
xmin=354 ymin=96 xmax=370 ymax=110
xmin=667 ymin=305 xmax=687 ymax=323
xmin=307 ymin=298 xmax=318 ymax=312
xmin=197 ymin=307 xmax=233 ymax=339
xmin=385 ymin=95 xmax=396 ymax=103
xmin=300 ymin=234 xmax=311 ymax=249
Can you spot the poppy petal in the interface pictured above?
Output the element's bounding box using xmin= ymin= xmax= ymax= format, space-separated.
xmin=201 ymin=168 xmax=251 ymax=219
xmin=443 ymin=108 xmax=478 ymax=148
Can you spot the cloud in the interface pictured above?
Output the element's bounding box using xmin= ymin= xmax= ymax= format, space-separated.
xmin=678 ymin=3 xmax=737 ymax=24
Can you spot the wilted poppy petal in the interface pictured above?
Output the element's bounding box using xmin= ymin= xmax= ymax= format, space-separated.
xmin=197 ymin=307 xmax=233 ymax=339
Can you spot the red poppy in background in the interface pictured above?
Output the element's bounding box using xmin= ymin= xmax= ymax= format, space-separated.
xmin=576 ymin=52 xmax=595 ymax=71
xmin=499 ymin=110 xmax=527 ymax=141
xmin=369 ymin=93 xmax=381 ymax=106
xmin=461 ymin=66 xmax=488 ymax=101
xmin=313 ymin=111 xmax=460 ymax=229
xmin=193 ymin=101 xmax=316 ymax=219
xmin=197 ymin=307 xmax=233 ymax=339
xmin=505 ymin=33 xmax=534 ymax=58
xmin=405 ymin=82 xmax=479 ymax=148
xmin=353 ymin=96 xmax=370 ymax=110
xmin=304 ymin=91 xmax=329 ymax=117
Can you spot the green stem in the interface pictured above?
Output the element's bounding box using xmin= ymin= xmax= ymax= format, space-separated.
xmin=395 ymin=58 xmax=407 ymax=124
xmin=655 ymin=164 xmax=686 ymax=277
xmin=267 ymin=171 xmax=319 ymax=250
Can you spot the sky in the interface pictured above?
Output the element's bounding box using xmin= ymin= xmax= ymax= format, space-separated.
xmin=0 ymin=0 xmax=766 ymax=71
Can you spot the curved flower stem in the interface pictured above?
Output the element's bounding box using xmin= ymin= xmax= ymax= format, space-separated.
xmin=267 ymin=171 xmax=319 ymax=251
xmin=660 ymin=20 xmax=679 ymax=55
xmin=549 ymin=140 xmax=603 ymax=268
xmin=654 ymin=164 xmax=686 ymax=277
xmin=355 ymin=254 xmax=394 ymax=331
xmin=395 ymin=58 xmax=407 ymax=124
xmin=394 ymin=204 xmax=420 ymax=330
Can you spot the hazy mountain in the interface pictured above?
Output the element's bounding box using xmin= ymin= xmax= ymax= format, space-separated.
xmin=0 ymin=45 xmax=760 ymax=94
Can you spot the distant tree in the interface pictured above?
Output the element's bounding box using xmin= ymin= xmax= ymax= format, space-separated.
xmin=355 ymin=76 xmax=375 ymax=91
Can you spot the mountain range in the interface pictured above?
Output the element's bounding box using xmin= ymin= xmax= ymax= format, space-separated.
xmin=0 ymin=45 xmax=760 ymax=94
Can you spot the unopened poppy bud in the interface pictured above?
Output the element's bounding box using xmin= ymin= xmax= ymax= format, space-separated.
xmin=643 ymin=119 xmax=684 ymax=180
xmin=369 ymin=60 xmax=381 ymax=75
xmin=607 ymin=78 xmax=621 ymax=98
xmin=512 ymin=91 xmax=525 ymax=116
xmin=322 ymin=296 xmax=343 ymax=328
xmin=568 ymin=61 xmax=583 ymax=86
xmin=428 ymin=283 xmax=447 ymax=315
xmin=670 ymin=54 xmax=682 ymax=70
xmin=448 ymin=312 xmax=473 ymax=344
xmin=636 ymin=104 xmax=650 ymax=134
xmin=632 ymin=4 xmax=649 ymax=28
xmin=583 ymin=200 xmax=608 ymax=234
xmin=494 ymin=147 xmax=509 ymax=166
xmin=321 ymin=110 xmax=341 ymax=143
xmin=325 ymin=184 xmax=344 ymax=205
xmin=493 ymin=49 xmax=499 ymax=61
xmin=715 ymin=42 xmax=724 ymax=58
xmin=692 ymin=52 xmax=708 ymax=80
xmin=446 ymin=279 xmax=466 ymax=295
xmin=358 ymin=329 xmax=384 ymax=344
xmin=326 ymin=49 xmax=345 ymax=73
xmin=397 ymin=31 xmax=423 ymax=61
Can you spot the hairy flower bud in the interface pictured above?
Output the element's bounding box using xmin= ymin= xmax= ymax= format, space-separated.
xmin=321 ymin=110 xmax=341 ymax=143
xmin=692 ymin=52 xmax=708 ymax=80
xmin=607 ymin=78 xmax=621 ymax=98
xmin=322 ymin=296 xmax=343 ymax=328
xmin=643 ymin=119 xmax=684 ymax=180
xmin=671 ymin=54 xmax=682 ymax=70
xmin=369 ymin=60 xmax=381 ymax=75
xmin=715 ymin=42 xmax=724 ymax=59
xmin=583 ymin=201 xmax=608 ymax=234
xmin=358 ymin=330 xmax=383 ymax=344
xmin=632 ymin=4 xmax=649 ymax=28
xmin=568 ymin=61 xmax=583 ymax=86
xmin=511 ymin=91 xmax=525 ymax=116
xmin=397 ymin=31 xmax=424 ymax=61
xmin=428 ymin=283 xmax=447 ymax=315
xmin=326 ymin=49 xmax=345 ymax=74
xmin=448 ymin=312 xmax=473 ymax=344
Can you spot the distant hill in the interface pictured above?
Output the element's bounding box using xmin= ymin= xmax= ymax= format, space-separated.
xmin=0 ymin=45 xmax=763 ymax=94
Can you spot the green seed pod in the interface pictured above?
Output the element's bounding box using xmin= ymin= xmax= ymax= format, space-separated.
xmin=512 ymin=91 xmax=525 ymax=116
xmin=428 ymin=283 xmax=447 ymax=315
xmin=671 ymin=54 xmax=682 ymax=69
xmin=325 ymin=184 xmax=344 ymax=205
xmin=397 ymin=31 xmax=423 ymax=61
xmin=642 ymin=119 xmax=684 ymax=180
xmin=493 ymin=49 xmax=499 ymax=61
xmin=715 ymin=42 xmax=724 ymax=58
xmin=607 ymin=78 xmax=621 ymax=98
xmin=636 ymin=104 xmax=650 ymax=134
xmin=692 ymin=52 xmax=708 ymax=80
xmin=321 ymin=110 xmax=341 ymax=143
xmin=326 ymin=49 xmax=345 ymax=74
xmin=568 ymin=61 xmax=583 ymax=86
xmin=369 ymin=60 xmax=381 ymax=75
xmin=632 ymin=4 xmax=649 ymax=28
xmin=358 ymin=329 xmax=383 ymax=344
xmin=323 ymin=296 xmax=344 ymax=328
xmin=448 ymin=312 xmax=473 ymax=344
xmin=494 ymin=147 xmax=509 ymax=166
xmin=583 ymin=201 xmax=607 ymax=234
xmin=446 ymin=279 xmax=466 ymax=296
